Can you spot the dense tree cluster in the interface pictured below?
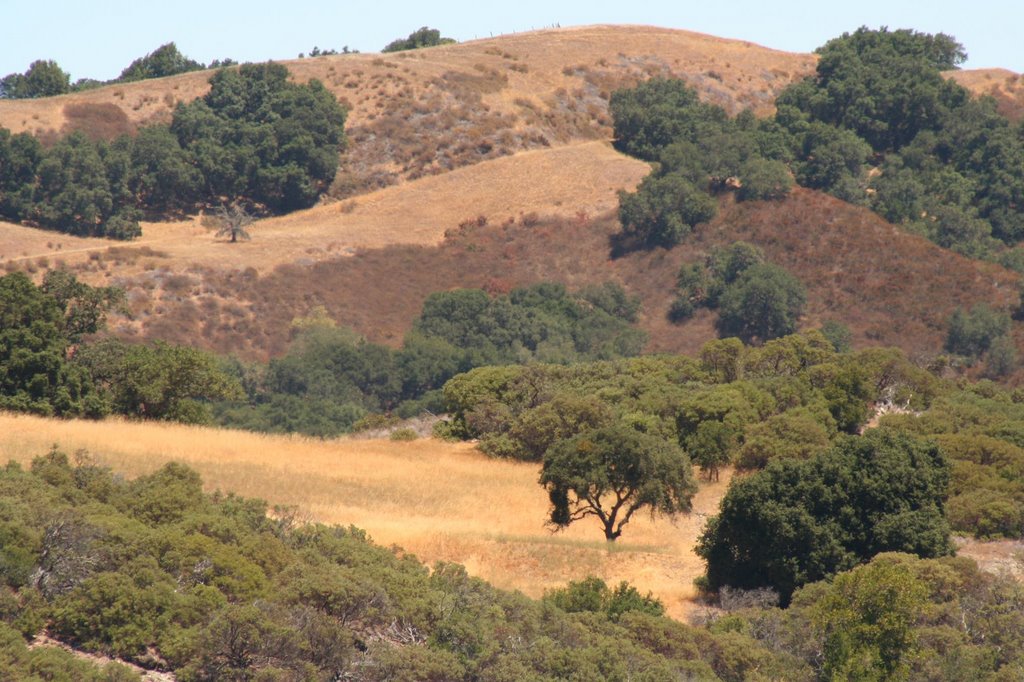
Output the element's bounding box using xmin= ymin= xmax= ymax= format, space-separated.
xmin=611 ymin=80 xmax=792 ymax=248
xmin=0 ymin=275 xmax=643 ymax=437
xmin=215 ymin=282 xmax=645 ymax=438
xmin=437 ymin=331 xmax=942 ymax=540
xmin=0 ymin=271 xmax=118 ymax=417
xmin=0 ymin=60 xmax=70 ymax=99
xmin=713 ymin=551 xmax=1024 ymax=680
xmin=172 ymin=62 xmax=346 ymax=213
xmin=0 ymin=61 xmax=347 ymax=237
xmin=116 ymin=42 xmax=205 ymax=82
xmin=612 ymin=27 xmax=1024 ymax=259
xmin=440 ymin=330 xmax=929 ymax=466
xmin=882 ymin=381 xmax=1024 ymax=539
xmin=1 ymin=43 xmax=213 ymax=98
xmin=944 ymin=304 xmax=1013 ymax=368
xmin=0 ymin=271 xmax=240 ymax=423
xmin=670 ymin=242 xmax=807 ymax=343
xmin=382 ymin=27 xmax=456 ymax=53
xmin=697 ymin=428 xmax=952 ymax=603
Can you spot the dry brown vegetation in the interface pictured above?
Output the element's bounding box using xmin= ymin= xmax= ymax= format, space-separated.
xmin=948 ymin=68 xmax=1024 ymax=121
xmin=0 ymin=411 xmax=727 ymax=620
xmin=107 ymin=189 xmax=1019 ymax=363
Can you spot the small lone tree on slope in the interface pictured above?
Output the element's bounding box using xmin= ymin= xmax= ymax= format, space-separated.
xmin=212 ymin=204 xmax=254 ymax=243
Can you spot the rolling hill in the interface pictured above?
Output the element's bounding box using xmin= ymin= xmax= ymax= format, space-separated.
xmin=0 ymin=24 xmax=1021 ymax=366
xmin=4 ymin=25 xmax=1024 ymax=672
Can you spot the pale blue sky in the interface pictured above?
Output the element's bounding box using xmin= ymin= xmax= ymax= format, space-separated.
xmin=3 ymin=1 xmax=1021 ymax=82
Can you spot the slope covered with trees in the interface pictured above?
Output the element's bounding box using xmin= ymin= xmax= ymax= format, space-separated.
xmin=613 ymin=28 xmax=1024 ymax=267
xmin=0 ymin=448 xmax=816 ymax=681
xmin=0 ymin=61 xmax=345 ymax=237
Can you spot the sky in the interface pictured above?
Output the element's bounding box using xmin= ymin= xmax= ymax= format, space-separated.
xmin=2 ymin=0 xmax=1021 ymax=82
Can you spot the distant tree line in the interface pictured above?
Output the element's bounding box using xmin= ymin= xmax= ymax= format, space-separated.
xmin=382 ymin=27 xmax=456 ymax=53
xmin=214 ymin=281 xmax=646 ymax=438
xmin=0 ymin=61 xmax=347 ymax=237
xmin=0 ymin=272 xmax=644 ymax=437
xmin=612 ymin=27 xmax=1024 ymax=264
xmin=0 ymin=43 xmax=220 ymax=98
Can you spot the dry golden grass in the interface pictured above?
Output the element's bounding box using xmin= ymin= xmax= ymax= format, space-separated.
xmin=0 ymin=219 xmax=115 ymax=264
xmin=0 ymin=24 xmax=1004 ymax=285
xmin=0 ymin=141 xmax=648 ymax=278
xmin=947 ymin=68 xmax=1024 ymax=121
xmin=0 ymin=25 xmax=1007 ymax=140
xmin=0 ymin=25 xmax=814 ymax=137
xmin=955 ymin=536 xmax=1024 ymax=578
xmin=0 ymin=411 xmax=726 ymax=619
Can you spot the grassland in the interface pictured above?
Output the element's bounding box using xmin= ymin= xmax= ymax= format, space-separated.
xmin=0 ymin=140 xmax=649 ymax=276
xmin=0 ymin=411 xmax=729 ymax=620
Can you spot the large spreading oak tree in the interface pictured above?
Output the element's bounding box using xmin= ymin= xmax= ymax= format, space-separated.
xmin=540 ymin=425 xmax=697 ymax=541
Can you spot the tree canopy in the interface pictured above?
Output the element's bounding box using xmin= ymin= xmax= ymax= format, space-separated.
xmin=697 ymin=428 xmax=952 ymax=603
xmin=0 ymin=61 xmax=348 ymax=237
xmin=171 ymin=62 xmax=347 ymax=212
xmin=611 ymin=27 xmax=1024 ymax=258
xmin=715 ymin=263 xmax=807 ymax=344
xmin=0 ymin=271 xmax=119 ymax=417
xmin=0 ymin=60 xmax=70 ymax=99
xmin=540 ymin=424 xmax=697 ymax=541
xmin=382 ymin=27 xmax=456 ymax=53
xmin=116 ymin=42 xmax=205 ymax=82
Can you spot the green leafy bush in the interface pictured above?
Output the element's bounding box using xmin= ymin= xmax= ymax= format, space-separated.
xmin=697 ymin=428 xmax=952 ymax=602
xmin=0 ymin=60 xmax=70 ymax=99
xmin=116 ymin=42 xmax=204 ymax=82
xmin=0 ymin=449 xmax=821 ymax=680
xmin=945 ymin=304 xmax=1011 ymax=359
xmin=382 ymin=27 xmax=456 ymax=53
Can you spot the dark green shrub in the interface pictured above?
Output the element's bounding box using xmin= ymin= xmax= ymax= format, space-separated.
xmin=945 ymin=305 xmax=1010 ymax=359
xmin=382 ymin=27 xmax=456 ymax=53
xmin=698 ymin=428 xmax=952 ymax=603
xmin=737 ymin=158 xmax=793 ymax=201
xmin=715 ymin=264 xmax=807 ymax=344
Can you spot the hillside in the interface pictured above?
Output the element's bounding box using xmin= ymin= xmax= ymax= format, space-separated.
xmin=948 ymin=67 xmax=1024 ymax=120
xmin=0 ymin=24 xmax=1021 ymax=365
xmin=0 ymin=25 xmax=815 ymax=197
xmin=6 ymin=24 xmax=1024 ymax=680
xmin=105 ymin=189 xmax=1019 ymax=361
xmin=0 ymin=411 xmax=727 ymax=620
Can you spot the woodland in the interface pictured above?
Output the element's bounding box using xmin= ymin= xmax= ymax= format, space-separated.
xmin=1 ymin=25 xmax=1024 ymax=681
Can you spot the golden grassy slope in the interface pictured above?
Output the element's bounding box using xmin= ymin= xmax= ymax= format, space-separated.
xmin=0 ymin=411 xmax=726 ymax=619
xmin=0 ymin=25 xmax=815 ymax=136
xmin=0 ymin=25 xmax=1019 ymax=364
xmin=0 ymin=141 xmax=648 ymax=276
xmin=0 ymin=25 xmax=1009 ymax=147
xmin=947 ymin=68 xmax=1024 ymax=121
